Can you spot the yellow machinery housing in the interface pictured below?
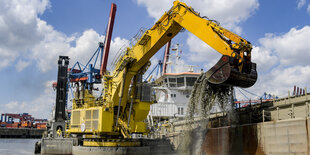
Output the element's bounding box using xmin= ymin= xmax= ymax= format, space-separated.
xmin=66 ymin=0 xmax=256 ymax=145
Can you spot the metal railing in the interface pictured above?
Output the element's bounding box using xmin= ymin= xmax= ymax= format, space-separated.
xmin=109 ymin=27 xmax=147 ymax=72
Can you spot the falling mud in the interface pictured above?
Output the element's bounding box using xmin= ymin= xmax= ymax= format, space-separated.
xmin=179 ymin=72 xmax=236 ymax=154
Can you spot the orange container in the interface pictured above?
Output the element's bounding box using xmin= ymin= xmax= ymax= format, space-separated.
xmin=36 ymin=123 xmax=47 ymax=129
xmin=6 ymin=124 xmax=13 ymax=128
xmin=20 ymin=121 xmax=31 ymax=128
xmin=40 ymin=123 xmax=47 ymax=129
xmin=12 ymin=122 xmax=19 ymax=128
xmin=20 ymin=121 xmax=26 ymax=128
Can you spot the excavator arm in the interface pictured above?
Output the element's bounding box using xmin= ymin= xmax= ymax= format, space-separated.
xmin=112 ymin=0 xmax=256 ymax=90
xmin=136 ymin=1 xmax=252 ymax=67
xmin=110 ymin=0 xmax=257 ymax=114
xmin=106 ymin=0 xmax=257 ymax=137
xmin=68 ymin=1 xmax=257 ymax=142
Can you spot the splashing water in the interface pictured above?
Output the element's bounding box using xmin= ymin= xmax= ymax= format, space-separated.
xmin=180 ymin=72 xmax=235 ymax=154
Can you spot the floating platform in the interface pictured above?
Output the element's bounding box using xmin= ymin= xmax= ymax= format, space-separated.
xmin=38 ymin=138 xmax=174 ymax=155
xmin=73 ymin=139 xmax=174 ymax=155
xmin=40 ymin=138 xmax=76 ymax=154
xmin=0 ymin=127 xmax=45 ymax=138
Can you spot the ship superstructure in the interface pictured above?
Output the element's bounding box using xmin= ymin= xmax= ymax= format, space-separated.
xmin=149 ymin=44 xmax=200 ymax=121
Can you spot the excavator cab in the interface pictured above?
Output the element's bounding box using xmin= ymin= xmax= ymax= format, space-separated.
xmin=206 ymin=55 xmax=257 ymax=88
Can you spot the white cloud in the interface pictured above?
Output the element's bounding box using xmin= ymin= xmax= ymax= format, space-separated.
xmin=246 ymin=65 xmax=310 ymax=99
xmin=241 ymin=25 xmax=310 ymax=99
xmin=297 ymin=0 xmax=306 ymax=9
xmin=251 ymin=46 xmax=278 ymax=73
xmin=258 ymin=26 xmax=310 ymax=66
xmin=0 ymin=48 xmax=16 ymax=69
xmin=0 ymin=0 xmax=50 ymax=70
xmin=269 ymin=66 xmax=310 ymax=88
xmin=15 ymin=60 xmax=31 ymax=72
xmin=3 ymin=81 xmax=55 ymax=118
xmin=136 ymin=0 xmax=259 ymax=33
xmin=31 ymin=23 xmax=129 ymax=72
xmin=186 ymin=33 xmax=222 ymax=70
xmin=307 ymin=4 xmax=310 ymax=14
xmin=135 ymin=0 xmax=172 ymax=20
xmin=68 ymin=30 xmax=104 ymax=66
xmin=31 ymin=25 xmax=101 ymax=72
xmin=0 ymin=0 xmax=130 ymax=72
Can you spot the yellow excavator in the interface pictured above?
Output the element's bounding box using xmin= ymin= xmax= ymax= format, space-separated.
xmin=67 ymin=0 xmax=257 ymax=147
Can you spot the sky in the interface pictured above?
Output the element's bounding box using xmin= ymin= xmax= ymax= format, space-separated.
xmin=0 ymin=0 xmax=310 ymax=118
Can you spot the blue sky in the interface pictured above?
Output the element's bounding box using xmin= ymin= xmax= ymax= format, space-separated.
xmin=0 ymin=0 xmax=310 ymax=118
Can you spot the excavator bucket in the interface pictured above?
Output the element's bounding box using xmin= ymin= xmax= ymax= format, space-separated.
xmin=206 ymin=55 xmax=257 ymax=88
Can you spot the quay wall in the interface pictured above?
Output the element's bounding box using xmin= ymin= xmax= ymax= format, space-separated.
xmin=166 ymin=117 xmax=310 ymax=155
xmin=0 ymin=128 xmax=45 ymax=138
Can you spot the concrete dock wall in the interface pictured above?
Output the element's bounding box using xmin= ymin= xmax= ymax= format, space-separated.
xmin=166 ymin=118 xmax=310 ymax=154
xmin=203 ymin=118 xmax=310 ymax=155
xmin=270 ymin=93 xmax=310 ymax=120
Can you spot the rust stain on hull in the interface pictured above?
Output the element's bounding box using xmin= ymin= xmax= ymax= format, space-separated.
xmin=201 ymin=118 xmax=310 ymax=155
xmin=202 ymin=124 xmax=266 ymax=155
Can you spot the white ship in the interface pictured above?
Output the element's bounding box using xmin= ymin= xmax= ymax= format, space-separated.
xmin=149 ymin=43 xmax=201 ymax=121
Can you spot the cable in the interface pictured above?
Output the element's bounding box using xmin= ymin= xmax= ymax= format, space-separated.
xmin=236 ymin=88 xmax=250 ymax=100
xmin=240 ymin=88 xmax=260 ymax=97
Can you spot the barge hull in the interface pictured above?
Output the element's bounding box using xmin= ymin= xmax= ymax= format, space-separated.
xmin=200 ymin=118 xmax=308 ymax=154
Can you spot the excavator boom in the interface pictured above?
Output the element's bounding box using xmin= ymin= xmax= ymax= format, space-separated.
xmin=68 ymin=1 xmax=257 ymax=143
xmin=108 ymin=0 xmax=257 ymax=136
xmin=112 ymin=1 xmax=257 ymax=91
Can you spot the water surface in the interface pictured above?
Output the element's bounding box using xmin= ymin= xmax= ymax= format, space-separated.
xmin=0 ymin=139 xmax=38 ymax=155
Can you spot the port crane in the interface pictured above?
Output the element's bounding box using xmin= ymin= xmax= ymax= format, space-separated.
xmin=67 ymin=1 xmax=257 ymax=147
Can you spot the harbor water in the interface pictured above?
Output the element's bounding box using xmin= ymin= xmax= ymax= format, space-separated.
xmin=0 ymin=139 xmax=38 ymax=155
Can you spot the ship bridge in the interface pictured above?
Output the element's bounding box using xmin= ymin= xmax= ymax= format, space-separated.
xmin=150 ymin=72 xmax=200 ymax=120
xmin=155 ymin=72 xmax=200 ymax=89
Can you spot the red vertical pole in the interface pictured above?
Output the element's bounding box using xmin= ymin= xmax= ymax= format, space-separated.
xmin=293 ymin=85 xmax=296 ymax=95
xmin=100 ymin=3 xmax=117 ymax=75
xmin=162 ymin=41 xmax=171 ymax=75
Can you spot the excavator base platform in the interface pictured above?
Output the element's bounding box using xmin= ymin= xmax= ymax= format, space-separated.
xmin=73 ymin=139 xmax=174 ymax=155
xmin=83 ymin=139 xmax=141 ymax=147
